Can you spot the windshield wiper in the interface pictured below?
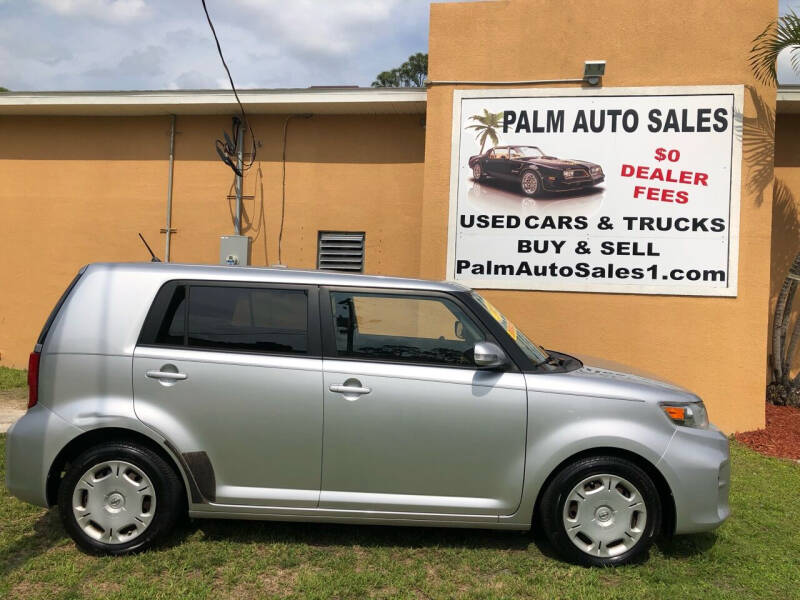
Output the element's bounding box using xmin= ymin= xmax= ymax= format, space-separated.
xmin=538 ymin=354 xmax=562 ymax=368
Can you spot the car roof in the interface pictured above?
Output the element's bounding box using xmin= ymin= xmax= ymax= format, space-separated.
xmin=85 ymin=262 xmax=470 ymax=293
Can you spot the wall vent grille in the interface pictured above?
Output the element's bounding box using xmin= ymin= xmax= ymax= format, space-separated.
xmin=317 ymin=232 xmax=365 ymax=272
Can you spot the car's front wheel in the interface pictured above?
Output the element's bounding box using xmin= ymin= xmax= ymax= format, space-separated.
xmin=472 ymin=163 xmax=485 ymax=181
xmin=539 ymin=456 xmax=661 ymax=567
xmin=58 ymin=442 xmax=183 ymax=555
xmin=520 ymin=170 xmax=541 ymax=197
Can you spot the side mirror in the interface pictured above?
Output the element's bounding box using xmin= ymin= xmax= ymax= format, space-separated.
xmin=473 ymin=341 xmax=508 ymax=369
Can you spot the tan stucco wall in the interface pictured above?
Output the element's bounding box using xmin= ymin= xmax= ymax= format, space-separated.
xmin=420 ymin=0 xmax=777 ymax=433
xmin=0 ymin=0 xmax=780 ymax=434
xmin=0 ymin=113 xmax=425 ymax=367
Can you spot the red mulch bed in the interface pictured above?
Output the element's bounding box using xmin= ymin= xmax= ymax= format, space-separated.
xmin=735 ymin=403 xmax=800 ymax=460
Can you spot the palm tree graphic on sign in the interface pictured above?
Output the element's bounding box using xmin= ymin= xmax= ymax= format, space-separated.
xmin=466 ymin=109 xmax=503 ymax=153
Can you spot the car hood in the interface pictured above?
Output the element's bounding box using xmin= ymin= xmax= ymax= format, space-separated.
xmin=532 ymin=353 xmax=700 ymax=405
xmin=521 ymin=157 xmax=598 ymax=170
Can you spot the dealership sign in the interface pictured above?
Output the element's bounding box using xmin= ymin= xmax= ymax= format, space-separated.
xmin=446 ymin=86 xmax=743 ymax=296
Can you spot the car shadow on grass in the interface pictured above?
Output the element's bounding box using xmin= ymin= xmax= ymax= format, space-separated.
xmin=1 ymin=508 xmax=67 ymax=579
xmin=656 ymin=531 xmax=718 ymax=558
xmin=2 ymin=508 xmax=717 ymax=571
xmin=191 ymin=518 xmax=536 ymax=553
xmin=186 ymin=518 xmax=718 ymax=564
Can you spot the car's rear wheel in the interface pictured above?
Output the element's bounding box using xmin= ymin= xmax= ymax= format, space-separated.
xmin=472 ymin=163 xmax=485 ymax=181
xmin=520 ymin=170 xmax=541 ymax=197
xmin=58 ymin=442 xmax=183 ymax=555
xmin=539 ymin=456 xmax=661 ymax=567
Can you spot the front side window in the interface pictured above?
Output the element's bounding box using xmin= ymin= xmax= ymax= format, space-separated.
xmin=187 ymin=286 xmax=308 ymax=354
xmin=329 ymin=292 xmax=484 ymax=367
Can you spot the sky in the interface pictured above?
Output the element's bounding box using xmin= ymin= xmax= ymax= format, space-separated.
xmin=779 ymin=0 xmax=800 ymax=83
xmin=0 ymin=0 xmax=434 ymax=91
xmin=0 ymin=1 xmax=794 ymax=92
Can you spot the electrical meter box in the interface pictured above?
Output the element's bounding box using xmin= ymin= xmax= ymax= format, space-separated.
xmin=219 ymin=235 xmax=251 ymax=266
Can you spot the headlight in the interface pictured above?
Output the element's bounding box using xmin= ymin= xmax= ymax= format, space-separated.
xmin=564 ymin=169 xmax=577 ymax=178
xmin=660 ymin=401 xmax=709 ymax=429
xmin=591 ymin=166 xmax=602 ymax=173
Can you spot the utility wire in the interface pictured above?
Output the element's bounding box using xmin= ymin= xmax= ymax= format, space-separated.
xmin=278 ymin=115 xmax=292 ymax=266
xmin=201 ymin=0 xmax=257 ymax=170
xmin=278 ymin=114 xmax=312 ymax=265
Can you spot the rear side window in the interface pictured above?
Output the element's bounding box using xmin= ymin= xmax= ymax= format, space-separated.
xmin=140 ymin=283 xmax=309 ymax=355
xmin=188 ymin=286 xmax=307 ymax=354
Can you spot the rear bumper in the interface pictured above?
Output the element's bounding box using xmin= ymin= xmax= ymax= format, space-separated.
xmin=5 ymin=403 xmax=83 ymax=507
xmin=657 ymin=424 xmax=730 ymax=534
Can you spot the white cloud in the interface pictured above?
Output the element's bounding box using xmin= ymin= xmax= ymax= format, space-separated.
xmin=231 ymin=0 xmax=402 ymax=57
xmin=35 ymin=0 xmax=150 ymax=22
xmin=169 ymin=69 xmax=223 ymax=90
xmin=1 ymin=0 xmax=433 ymax=90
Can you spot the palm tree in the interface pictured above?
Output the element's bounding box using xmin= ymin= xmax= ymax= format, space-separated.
xmin=751 ymin=10 xmax=800 ymax=84
xmin=751 ymin=13 xmax=800 ymax=405
xmin=466 ymin=109 xmax=503 ymax=153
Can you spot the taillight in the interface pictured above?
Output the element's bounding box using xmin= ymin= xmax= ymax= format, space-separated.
xmin=27 ymin=351 xmax=40 ymax=409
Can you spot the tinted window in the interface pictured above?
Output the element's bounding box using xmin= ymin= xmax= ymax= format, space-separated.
xmin=154 ymin=285 xmax=186 ymax=346
xmin=187 ymin=286 xmax=308 ymax=354
xmin=329 ymin=292 xmax=484 ymax=366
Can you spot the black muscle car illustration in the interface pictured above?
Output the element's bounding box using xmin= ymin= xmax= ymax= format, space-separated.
xmin=468 ymin=145 xmax=604 ymax=197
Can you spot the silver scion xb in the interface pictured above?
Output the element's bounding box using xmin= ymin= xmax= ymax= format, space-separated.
xmin=6 ymin=263 xmax=730 ymax=566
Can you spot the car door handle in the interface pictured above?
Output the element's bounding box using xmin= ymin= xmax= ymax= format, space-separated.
xmin=329 ymin=384 xmax=371 ymax=395
xmin=146 ymin=370 xmax=188 ymax=381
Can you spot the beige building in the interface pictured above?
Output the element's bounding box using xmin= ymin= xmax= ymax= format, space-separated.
xmin=0 ymin=0 xmax=794 ymax=433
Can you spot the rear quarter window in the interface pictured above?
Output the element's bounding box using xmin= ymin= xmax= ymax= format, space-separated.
xmin=37 ymin=266 xmax=88 ymax=346
xmin=139 ymin=282 xmax=309 ymax=356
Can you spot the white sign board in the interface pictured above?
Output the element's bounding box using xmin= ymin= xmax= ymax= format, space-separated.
xmin=446 ymin=86 xmax=743 ymax=296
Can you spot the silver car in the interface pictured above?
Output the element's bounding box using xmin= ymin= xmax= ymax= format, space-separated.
xmin=5 ymin=263 xmax=729 ymax=566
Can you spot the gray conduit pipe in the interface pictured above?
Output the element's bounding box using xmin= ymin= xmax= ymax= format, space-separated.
xmin=164 ymin=114 xmax=176 ymax=262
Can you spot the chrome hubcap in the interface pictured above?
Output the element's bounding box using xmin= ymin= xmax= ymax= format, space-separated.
xmin=562 ymin=474 xmax=647 ymax=558
xmin=473 ymin=164 xmax=482 ymax=179
xmin=72 ymin=460 xmax=156 ymax=544
xmin=522 ymin=172 xmax=538 ymax=194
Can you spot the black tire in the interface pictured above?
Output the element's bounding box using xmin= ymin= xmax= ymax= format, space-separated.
xmin=520 ymin=170 xmax=541 ymax=197
xmin=57 ymin=442 xmax=184 ymax=555
xmin=472 ymin=163 xmax=485 ymax=181
xmin=539 ymin=456 xmax=661 ymax=567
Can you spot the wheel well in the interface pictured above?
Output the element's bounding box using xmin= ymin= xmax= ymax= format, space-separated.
xmin=532 ymin=447 xmax=676 ymax=537
xmin=46 ymin=428 xmax=188 ymax=508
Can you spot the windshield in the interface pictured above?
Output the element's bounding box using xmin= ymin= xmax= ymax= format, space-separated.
xmin=511 ymin=146 xmax=544 ymax=158
xmin=470 ymin=292 xmax=550 ymax=365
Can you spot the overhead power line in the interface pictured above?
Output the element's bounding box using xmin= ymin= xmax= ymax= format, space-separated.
xmin=201 ymin=0 xmax=257 ymax=171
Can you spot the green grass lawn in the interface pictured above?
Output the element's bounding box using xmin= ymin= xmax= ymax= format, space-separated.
xmin=1 ymin=437 xmax=798 ymax=600
xmin=0 ymin=367 xmax=26 ymax=391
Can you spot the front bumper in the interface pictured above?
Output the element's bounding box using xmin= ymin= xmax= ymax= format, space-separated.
xmin=5 ymin=403 xmax=83 ymax=507
xmin=541 ymin=174 xmax=604 ymax=191
xmin=657 ymin=424 xmax=730 ymax=534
